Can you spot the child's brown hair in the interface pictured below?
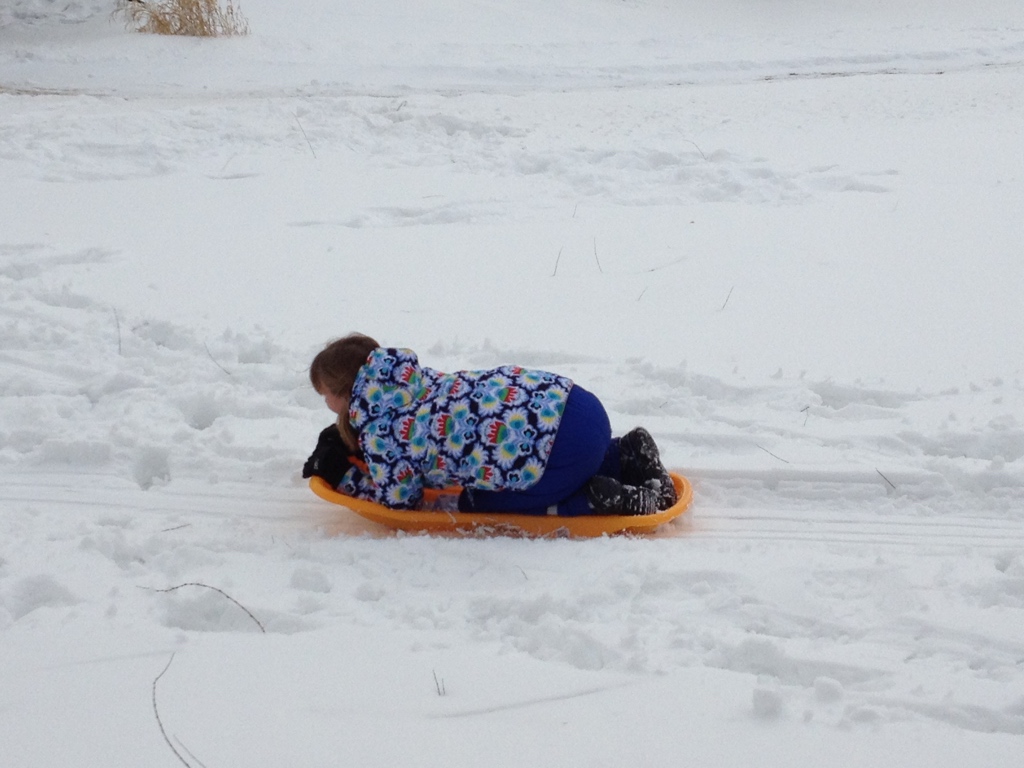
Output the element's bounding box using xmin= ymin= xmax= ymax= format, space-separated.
xmin=310 ymin=333 xmax=380 ymax=448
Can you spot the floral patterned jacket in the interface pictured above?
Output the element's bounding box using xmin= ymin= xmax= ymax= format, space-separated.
xmin=339 ymin=347 xmax=572 ymax=509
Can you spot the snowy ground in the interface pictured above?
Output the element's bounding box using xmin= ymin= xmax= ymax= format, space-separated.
xmin=2 ymin=1 xmax=1024 ymax=765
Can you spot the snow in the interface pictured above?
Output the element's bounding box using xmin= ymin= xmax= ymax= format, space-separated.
xmin=2 ymin=0 xmax=1024 ymax=765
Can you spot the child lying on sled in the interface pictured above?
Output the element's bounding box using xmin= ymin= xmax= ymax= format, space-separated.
xmin=302 ymin=333 xmax=676 ymax=517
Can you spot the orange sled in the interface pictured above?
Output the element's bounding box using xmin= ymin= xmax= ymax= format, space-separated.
xmin=309 ymin=472 xmax=692 ymax=538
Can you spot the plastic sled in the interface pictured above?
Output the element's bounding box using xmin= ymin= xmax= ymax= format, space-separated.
xmin=309 ymin=472 xmax=692 ymax=538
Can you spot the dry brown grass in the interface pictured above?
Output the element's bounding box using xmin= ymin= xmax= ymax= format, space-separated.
xmin=114 ymin=0 xmax=250 ymax=37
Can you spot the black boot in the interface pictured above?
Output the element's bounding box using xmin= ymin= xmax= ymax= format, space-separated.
xmin=619 ymin=427 xmax=677 ymax=510
xmin=584 ymin=475 xmax=659 ymax=516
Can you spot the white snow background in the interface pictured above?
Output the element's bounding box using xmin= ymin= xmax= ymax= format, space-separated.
xmin=2 ymin=0 xmax=1024 ymax=765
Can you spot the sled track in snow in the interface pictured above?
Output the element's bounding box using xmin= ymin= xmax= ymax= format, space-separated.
xmin=3 ymin=40 xmax=1024 ymax=101
xmin=690 ymin=509 xmax=1024 ymax=550
xmin=4 ymin=471 xmax=1020 ymax=550
xmin=0 ymin=474 xmax=311 ymax=525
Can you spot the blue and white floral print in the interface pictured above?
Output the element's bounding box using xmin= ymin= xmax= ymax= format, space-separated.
xmin=340 ymin=348 xmax=572 ymax=509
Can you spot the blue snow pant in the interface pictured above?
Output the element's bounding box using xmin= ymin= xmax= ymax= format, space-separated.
xmin=458 ymin=384 xmax=621 ymax=516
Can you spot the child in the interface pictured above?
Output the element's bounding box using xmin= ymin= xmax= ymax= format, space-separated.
xmin=302 ymin=333 xmax=677 ymax=516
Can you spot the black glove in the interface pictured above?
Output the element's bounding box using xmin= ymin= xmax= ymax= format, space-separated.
xmin=302 ymin=425 xmax=360 ymax=488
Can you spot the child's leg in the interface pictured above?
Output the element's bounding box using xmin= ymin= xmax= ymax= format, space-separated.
xmin=618 ymin=427 xmax=677 ymax=509
xmin=459 ymin=385 xmax=611 ymax=515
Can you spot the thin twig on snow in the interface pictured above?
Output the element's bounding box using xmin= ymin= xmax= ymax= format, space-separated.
xmin=756 ymin=445 xmax=791 ymax=464
xmin=876 ymin=469 xmax=897 ymax=490
xmin=153 ymin=654 xmax=199 ymax=768
xmin=295 ymin=114 xmax=316 ymax=158
xmin=113 ymin=308 xmax=123 ymax=355
xmin=203 ymin=342 xmax=233 ymax=377
xmin=684 ymin=139 xmax=708 ymax=161
xmin=143 ymin=582 xmax=265 ymax=633
xmin=552 ymin=246 xmax=563 ymax=277
xmin=719 ymin=285 xmax=735 ymax=311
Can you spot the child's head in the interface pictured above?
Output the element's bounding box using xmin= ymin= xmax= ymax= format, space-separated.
xmin=311 ymin=333 xmax=380 ymax=451
xmin=310 ymin=332 xmax=380 ymax=414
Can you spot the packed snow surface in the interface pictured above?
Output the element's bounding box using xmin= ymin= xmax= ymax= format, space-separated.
xmin=2 ymin=1 xmax=1024 ymax=765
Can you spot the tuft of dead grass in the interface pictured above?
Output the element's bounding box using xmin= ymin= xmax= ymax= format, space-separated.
xmin=114 ymin=0 xmax=250 ymax=37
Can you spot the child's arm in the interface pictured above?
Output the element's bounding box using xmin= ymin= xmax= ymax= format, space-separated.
xmin=336 ymin=462 xmax=376 ymax=498
xmin=356 ymin=430 xmax=424 ymax=510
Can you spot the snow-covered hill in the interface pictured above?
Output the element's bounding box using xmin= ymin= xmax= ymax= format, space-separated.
xmin=2 ymin=1 xmax=1023 ymax=765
